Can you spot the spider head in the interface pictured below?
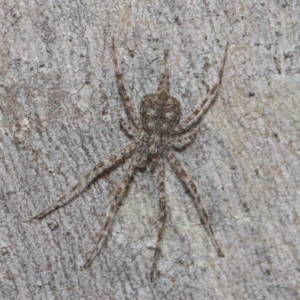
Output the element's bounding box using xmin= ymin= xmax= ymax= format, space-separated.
xmin=141 ymin=133 xmax=168 ymax=156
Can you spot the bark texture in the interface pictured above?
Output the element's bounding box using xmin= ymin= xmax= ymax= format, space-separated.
xmin=1 ymin=1 xmax=299 ymax=299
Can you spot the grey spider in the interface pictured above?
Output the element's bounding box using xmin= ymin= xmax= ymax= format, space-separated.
xmin=33 ymin=38 xmax=228 ymax=281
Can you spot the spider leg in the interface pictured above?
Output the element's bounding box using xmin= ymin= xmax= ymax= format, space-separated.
xmin=83 ymin=151 xmax=142 ymax=268
xmin=166 ymin=151 xmax=224 ymax=257
xmin=33 ymin=141 xmax=138 ymax=220
xmin=116 ymin=106 xmax=139 ymax=137
xmin=173 ymin=43 xmax=228 ymax=134
xmin=156 ymin=67 xmax=170 ymax=94
xmin=150 ymin=157 xmax=166 ymax=281
xmin=171 ymin=125 xmax=201 ymax=149
xmin=112 ymin=38 xmax=141 ymax=129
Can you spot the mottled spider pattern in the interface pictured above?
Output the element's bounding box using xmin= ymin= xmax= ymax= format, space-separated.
xmin=33 ymin=38 xmax=228 ymax=281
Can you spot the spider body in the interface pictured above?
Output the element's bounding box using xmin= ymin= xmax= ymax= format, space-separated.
xmin=140 ymin=88 xmax=181 ymax=157
xmin=33 ymin=38 xmax=228 ymax=281
xmin=141 ymin=91 xmax=181 ymax=135
xmin=141 ymin=133 xmax=167 ymax=156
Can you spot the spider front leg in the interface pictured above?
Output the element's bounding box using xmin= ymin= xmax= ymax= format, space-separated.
xmin=33 ymin=141 xmax=138 ymax=220
xmin=84 ymin=152 xmax=141 ymax=268
xmin=150 ymin=157 xmax=166 ymax=281
xmin=166 ymin=151 xmax=224 ymax=257
xmin=112 ymin=38 xmax=141 ymax=129
xmin=173 ymin=43 xmax=228 ymax=134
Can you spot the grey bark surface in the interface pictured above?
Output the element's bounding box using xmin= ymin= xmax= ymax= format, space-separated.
xmin=1 ymin=1 xmax=300 ymax=299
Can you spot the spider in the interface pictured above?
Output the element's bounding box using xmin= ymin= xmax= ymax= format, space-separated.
xmin=33 ymin=38 xmax=228 ymax=281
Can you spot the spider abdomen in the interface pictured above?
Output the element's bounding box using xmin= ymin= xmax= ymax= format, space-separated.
xmin=141 ymin=91 xmax=181 ymax=135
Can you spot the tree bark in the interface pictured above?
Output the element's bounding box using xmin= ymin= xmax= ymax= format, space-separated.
xmin=1 ymin=1 xmax=299 ymax=299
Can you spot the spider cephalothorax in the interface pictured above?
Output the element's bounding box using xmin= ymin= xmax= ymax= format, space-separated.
xmin=33 ymin=38 xmax=228 ymax=281
xmin=141 ymin=132 xmax=168 ymax=156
